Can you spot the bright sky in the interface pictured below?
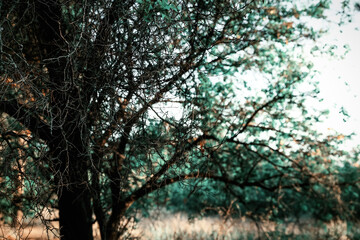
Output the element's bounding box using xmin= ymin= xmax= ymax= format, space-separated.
xmin=310 ymin=0 xmax=360 ymax=149
xmin=153 ymin=1 xmax=360 ymax=150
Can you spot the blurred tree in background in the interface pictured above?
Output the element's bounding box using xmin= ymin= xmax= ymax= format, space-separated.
xmin=0 ymin=0 xmax=359 ymax=239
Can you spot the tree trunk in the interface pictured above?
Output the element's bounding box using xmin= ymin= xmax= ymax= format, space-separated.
xmin=58 ymin=186 xmax=93 ymax=240
xmin=35 ymin=0 xmax=95 ymax=235
xmin=49 ymin=128 xmax=94 ymax=239
xmin=51 ymin=136 xmax=94 ymax=239
xmin=105 ymin=200 xmax=129 ymax=240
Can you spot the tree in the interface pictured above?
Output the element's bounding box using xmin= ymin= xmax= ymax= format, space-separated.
xmin=0 ymin=0 xmax=358 ymax=239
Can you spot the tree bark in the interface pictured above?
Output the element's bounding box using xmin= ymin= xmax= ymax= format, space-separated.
xmin=32 ymin=1 xmax=95 ymax=238
xmin=58 ymin=186 xmax=93 ymax=240
xmin=50 ymin=129 xmax=94 ymax=240
xmin=105 ymin=201 xmax=129 ymax=240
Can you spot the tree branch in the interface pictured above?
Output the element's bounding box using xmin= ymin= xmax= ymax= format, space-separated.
xmin=123 ymin=171 xmax=294 ymax=206
xmin=0 ymin=99 xmax=57 ymax=141
xmin=230 ymin=95 xmax=286 ymax=141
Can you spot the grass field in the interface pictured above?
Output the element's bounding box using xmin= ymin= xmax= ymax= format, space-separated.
xmin=131 ymin=211 xmax=355 ymax=240
xmin=1 ymin=210 xmax=359 ymax=239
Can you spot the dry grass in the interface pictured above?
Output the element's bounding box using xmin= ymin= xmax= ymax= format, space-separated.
xmin=131 ymin=210 xmax=354 ymax=240
xmin=1 ymin=209 xmax=358 ymax=239
xmin=0 ymin=210 xmax=59 ymax=240
xmin=0 ymin=224 xmax=58 ymax=240
xmin=131 ymin=211 xmax=248 ymax=239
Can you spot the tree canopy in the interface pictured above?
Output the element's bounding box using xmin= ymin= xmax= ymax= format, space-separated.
xmin=0 ymin=0 xmax=359 ymax=239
